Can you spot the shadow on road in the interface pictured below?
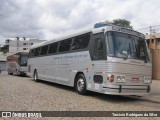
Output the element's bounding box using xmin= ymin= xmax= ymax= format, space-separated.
xmin=28 ymin=78 xmax=160 ymax=105
xmin=30 ymin=79 xmax=146 ymax=103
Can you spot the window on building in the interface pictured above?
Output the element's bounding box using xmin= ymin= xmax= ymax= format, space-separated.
xmin=58 ymin=39 xmax=72 ymax=52
xmin=23 ymin=48 xmax=27 ymax=50
xmin=31 ymin=43 xmax=33 ymax=45
xmin=48 ymin=42 xmax=58 ymax=54
xmin=152 ymin=39 xmax=154 ymax=43
xmin=40 ymin=45 xmax=49 ymax=55
xmin=23 ymin=43 xmax=27 ymax=45
xmin=71 ymin=33 xmax=90 ymax=50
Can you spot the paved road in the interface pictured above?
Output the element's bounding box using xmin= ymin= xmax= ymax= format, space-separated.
xmin=0 ymin=72 xmax=160 ymax=119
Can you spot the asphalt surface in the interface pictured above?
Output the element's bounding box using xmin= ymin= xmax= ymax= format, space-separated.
xmin=0 ymin=72 xmax=160 ymax=120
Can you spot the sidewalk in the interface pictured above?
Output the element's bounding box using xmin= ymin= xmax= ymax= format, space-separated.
xmin=142 ymin=80 xmax=160 ymax=103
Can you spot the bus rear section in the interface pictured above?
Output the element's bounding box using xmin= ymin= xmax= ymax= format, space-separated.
xmin=7 ymin=52 xmax=28 ymax=76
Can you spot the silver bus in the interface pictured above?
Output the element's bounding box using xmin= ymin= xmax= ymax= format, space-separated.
xmin=27 ymin=23 xmax=152 ymax=95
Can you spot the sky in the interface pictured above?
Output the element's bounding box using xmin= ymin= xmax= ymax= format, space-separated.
xmin=0 ymin=0 xmax=160 ymax=45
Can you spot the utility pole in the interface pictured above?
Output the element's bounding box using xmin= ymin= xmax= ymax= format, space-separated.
xmin=150 ymin=26 xmax=152 ymax=49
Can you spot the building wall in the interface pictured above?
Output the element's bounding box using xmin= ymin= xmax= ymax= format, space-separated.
xmin=0 ymin=52 xmax=7 ymax=71
xmin=146 ymin=33 xmax=160 ymax=80
xmin=152 ymin=49 xmax=160 ymax=80
xmin=8 ymin=39 xmax=46 ymax=53
xmin=146 ymin=33 xmax=160 ymax=50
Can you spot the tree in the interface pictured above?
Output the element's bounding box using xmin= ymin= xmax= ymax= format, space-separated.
xmin=16 ymin=36 xmax=20 ymax=40
xmin=0 ymin=45 xmax=9 ymax=54
xmin=106 ymin=19 xmax=133 ymax=29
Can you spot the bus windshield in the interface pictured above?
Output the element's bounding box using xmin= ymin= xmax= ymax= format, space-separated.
xmin=106 ymin=31 xmax=149 ymax=61
xmin=19 ymin=54 xmax=28 ymax=66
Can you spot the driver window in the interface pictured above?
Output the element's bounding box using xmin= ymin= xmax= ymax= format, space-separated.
xmin=94 ymin=38 xmax=103 ymax=58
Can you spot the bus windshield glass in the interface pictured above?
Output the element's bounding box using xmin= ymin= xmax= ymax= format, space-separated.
xmin=19 ymin=54 xmax=28 ymax=66
xmin=106 ymin=31 xmax=149 ymax=61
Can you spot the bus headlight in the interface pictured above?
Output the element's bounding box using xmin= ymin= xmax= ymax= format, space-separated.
xmin=144 ymin=76 xmax=151 ymax=83
xmin=117 ymin=76 xmax=126 ymax=83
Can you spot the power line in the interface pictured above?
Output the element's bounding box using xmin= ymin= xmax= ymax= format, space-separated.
xmin=137 ymin=27 xmax=150 ymax=30
xmin=150 ymin=25 xmax=160 ymax=27
xmin=137 ymin=25 xmax=160 ymax=31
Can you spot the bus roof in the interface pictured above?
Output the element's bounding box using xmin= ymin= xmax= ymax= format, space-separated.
xmin=30 ymin=27 xmax=93 ymax=49
xmin=30 ymin=23 xmax=144 ymax=49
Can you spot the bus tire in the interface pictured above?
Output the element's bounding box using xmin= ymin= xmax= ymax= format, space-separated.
xmin=9 ymin=72 xmax=13 ymax=75
xmin=75 ymin=74 xmax=87 ymax=95
xmin=33 ymin=70 xmax=39 ymax=82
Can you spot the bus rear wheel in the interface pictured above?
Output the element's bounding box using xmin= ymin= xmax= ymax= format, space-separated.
xmin=8 ymin=72 xmax=13 ymax=75
xmin=75 ymin=74 xmax=87 ymax=95
xmin=33 ymin=70 xmax=39 ymax=82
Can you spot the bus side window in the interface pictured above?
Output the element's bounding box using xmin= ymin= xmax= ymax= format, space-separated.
xmin=90 ymin=33 xmax=105 ymax=60
xmin=58 ymin=39 xmax=72 ymax=52
xmin=40 ymin=45 xmax=49 ymax=55
xmin=71 ymin=33 xmax=90 ymax=50
xmin=94 ymin=38 xmax=103 ymax=58
xmin=34 ymin=47 xmax=41 ymax=56
xmin=48 ymin=42 xmax=58 ymax=54
xmin=29 ymin=49 xmax=35 ymax=57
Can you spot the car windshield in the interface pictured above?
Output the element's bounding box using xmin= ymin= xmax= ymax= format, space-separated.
xmin=106 ymin=31 xmax=149 ymax=61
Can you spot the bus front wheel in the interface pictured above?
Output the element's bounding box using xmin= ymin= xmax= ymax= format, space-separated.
xmin=75 ymin=74 xmax=87 ymax=95
xmin=33 ymin=70 xmax=39 ymax=82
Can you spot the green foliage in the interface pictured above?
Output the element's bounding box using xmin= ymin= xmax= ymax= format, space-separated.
xmin=0 ymin=45 xmax=9 ymax=54
xmin=106 ymin=18 xmax=133 ymax=29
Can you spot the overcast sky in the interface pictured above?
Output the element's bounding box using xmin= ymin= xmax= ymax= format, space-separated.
xmin=0 ymin=0 xmax=160 ymax=45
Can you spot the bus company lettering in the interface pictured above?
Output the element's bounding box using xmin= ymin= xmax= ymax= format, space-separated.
xmin=53 ymin=53 xmax=89 ymax=61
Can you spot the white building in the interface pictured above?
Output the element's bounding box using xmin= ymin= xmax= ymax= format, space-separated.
xmin=0 ymin=52 xmax=7 ymax=71
xmin=6 ymin=38 xmax=46 ymax=53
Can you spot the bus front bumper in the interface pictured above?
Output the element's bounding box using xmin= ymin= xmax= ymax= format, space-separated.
xmin=102 ymin=84 xmax=150 ymax=96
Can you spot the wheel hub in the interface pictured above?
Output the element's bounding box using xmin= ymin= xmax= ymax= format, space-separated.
xmin=77 ymin=78 xmax=84 ymax=91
